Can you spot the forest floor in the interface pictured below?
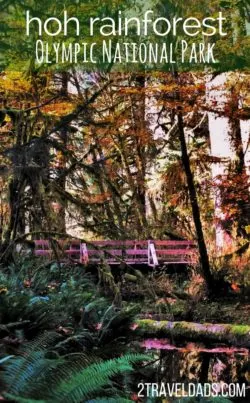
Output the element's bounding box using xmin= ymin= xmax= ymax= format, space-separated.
xmin=137 ymin=300 xmax=250 ymax=325
xmin=0 ymin=259 xmax=249 ymax=402
xmin=189 ymin=301 xmax=250 ymax=325
xmin=120 ymin=269 xmax=250 ymax=326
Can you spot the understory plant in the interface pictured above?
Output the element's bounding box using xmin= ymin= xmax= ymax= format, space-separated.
xmin=1 ymin=332 xmax=149 ymax=402
xmin=0 ymin=259 xmax=150 ymax=402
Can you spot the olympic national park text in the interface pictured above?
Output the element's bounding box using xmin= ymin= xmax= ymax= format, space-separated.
xmin=25 ymin=9 xmax=227 ymax=66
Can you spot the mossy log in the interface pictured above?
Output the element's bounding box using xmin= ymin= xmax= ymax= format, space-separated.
xmin=135 ymin=319 xmax=250 ymax=348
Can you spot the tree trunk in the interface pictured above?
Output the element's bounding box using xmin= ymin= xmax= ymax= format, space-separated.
xmin=229 ymin=88 xmax=249 ymax=238
xmin=55 ymin=72 xmax=69 ymax=233
xmin=177 ymin=111 xmax=214 ymax=293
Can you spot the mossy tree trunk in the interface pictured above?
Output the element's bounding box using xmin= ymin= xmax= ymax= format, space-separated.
xmin=177 ymin=110 xmax=214 ymax=293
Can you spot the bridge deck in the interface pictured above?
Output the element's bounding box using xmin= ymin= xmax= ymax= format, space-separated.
xmin=34 ymin=240 xmax=198 ymax=267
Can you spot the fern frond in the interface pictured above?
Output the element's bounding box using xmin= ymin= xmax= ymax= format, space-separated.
xmin=0 ymin=355 xmax=14 ymax=364
xmin=98 ymin=309 xmax=136 ymax=346
xmin=48 ymin=354 xmax=149 ymax=403
xmin=4 ymin=354 xmax=63 ymax=396
xmin=87 ymin=398 xmax=133 ymax=403
xmin=3 ymin=332 xmax=61 ymax=395
xmin=176 ymin=397 xmax=233 ymax=403
xmin=4 ymin=393 xmax=46 ymax=403
xmin=20 ymin=331 xmax=61 ymax=354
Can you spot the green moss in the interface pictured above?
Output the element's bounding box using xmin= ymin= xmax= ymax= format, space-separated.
xmin=230 ymin=324 xmax=250 ymax=336
xmin=136 ymin=319 xmax=160 ymax=329
xmin=170 ymin=300 xmax=188 ymax=316
xmin=135 ymin=319 xmax=250 ymax=346
xmin=135 ymin=319 xmax=172 ymax=334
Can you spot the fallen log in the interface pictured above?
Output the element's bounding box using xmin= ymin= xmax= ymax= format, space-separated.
xmin=135 ymin=319 xmax=250 ymax=348
xmin=141 ymin=339 xmax=249 ymax=355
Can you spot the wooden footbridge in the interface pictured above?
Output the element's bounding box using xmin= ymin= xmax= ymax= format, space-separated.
xmin=34 ymin=239 xmax=198 ymax=267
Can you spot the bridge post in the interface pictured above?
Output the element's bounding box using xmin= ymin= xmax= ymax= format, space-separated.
xmin=148 ymin=240 xmax=158 ymax=267
xmin=81 ymin=243 xmax=89 ymax=264
xmin=147 ymin=240 xmax=151 ymax=266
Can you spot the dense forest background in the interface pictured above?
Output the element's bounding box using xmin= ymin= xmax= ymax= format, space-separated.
xmin=0 ymin=69 xmax=249 ymax=288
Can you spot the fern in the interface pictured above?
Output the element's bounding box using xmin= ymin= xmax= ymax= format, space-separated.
xmin=87 ymin=399 xmax=133 ymax=403
xmin=2 ymin=338 xmax=149 ymax=403
xmin=3 ymin=332 xmax=62 ymax=396
xmin=175 ymin=397 xmax=233 ymax=403
xmin=4 ymin=395 xmax=132 ymax=403
xmin=48 ymin=354 xmax=148 ymax=403
xmin=4 ymin=394 xmax=46 ymax=403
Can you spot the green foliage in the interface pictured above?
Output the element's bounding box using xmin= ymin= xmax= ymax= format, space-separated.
xmin=0 ymin=0 xmax=132 ymax=71
xmin=45 ymin=354 xmax=147 ymax=402
xmin=2 ymin=332 xmax=62 ymax=397
xmin=175 ymin=397 xmax=233 ymax=403
xmin=0 ymin=260 xmax=98 ymax=331
xmin=0 ymin=259 xmax=148 ymax=401
xmin=0 ymin=258 xmax=139 ymax=364
xmin=2 ymin=333 xmax=149 ymax=402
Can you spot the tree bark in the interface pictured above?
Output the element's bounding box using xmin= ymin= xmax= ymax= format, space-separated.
xmin=177 ymin=111 xmax=214 ymax=292
xmin=55 ymin=71 xmax=69 ymax=233
xmin=228 ymin=88 xmax=249 ymax=237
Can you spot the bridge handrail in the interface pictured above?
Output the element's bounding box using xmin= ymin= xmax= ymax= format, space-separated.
xmin=33 ymin=239 xmax=198 ymax=267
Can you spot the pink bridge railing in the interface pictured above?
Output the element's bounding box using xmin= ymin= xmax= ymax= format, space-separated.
xmin=33 ymin=240 xmax=198 ymax=267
